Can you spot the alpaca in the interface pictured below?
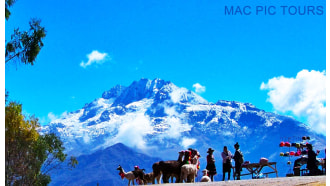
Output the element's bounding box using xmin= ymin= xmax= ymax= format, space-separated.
xmin=116 ymin=165 xmax=136 ymax=185
xmin=180 ymin=155 xmax=200 ymax=183
xmin=200 ymin=169 xmax=211 ymax=182
xmin=132 ymin=168 xmax=146 ymax=185
xmin=143 ymin=172 xmax=155 ymax=185
xmin=156 ymin=151 xmax=185 ymax=183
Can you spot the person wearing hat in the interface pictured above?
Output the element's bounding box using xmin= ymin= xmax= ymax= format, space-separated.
xmin=221 ymin=146 xmax=232 ymax=181
xmin=306 ymin=144 xmax=320 ymax=175
xmin=232 ymin=142 xmax=243 ymax=180
xmin=206 ymin=148 xmax=217 ymax=181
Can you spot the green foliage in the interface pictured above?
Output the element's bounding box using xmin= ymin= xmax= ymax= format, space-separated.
xmin=5 ymin=0 xmax=46 ymax=65
xmin=5 ymin=19 xmax=46 ymax=65
xmin=5 ymin=2 xmax=76 ymax=185
xmin=5 ymin=0 xmax=16 ymax=20
xmin=5 ymin=101 xmax=78 ymax=186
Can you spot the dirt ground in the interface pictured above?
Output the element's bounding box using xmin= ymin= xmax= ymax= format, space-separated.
xmin=156 ymin=176 xmax=326 ymax=186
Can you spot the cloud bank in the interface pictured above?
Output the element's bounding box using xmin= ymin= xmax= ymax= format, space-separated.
xmin=80 ymin=50 xmax=110 ymax=68
xmin=193 ymin=83 xmax=206 ymax=94
xmin=260 ymin=70 xmax=326 ymax=134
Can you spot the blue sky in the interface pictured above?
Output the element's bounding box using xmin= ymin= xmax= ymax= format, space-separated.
xmin=5 ymin=0 xmax=326 ymax=134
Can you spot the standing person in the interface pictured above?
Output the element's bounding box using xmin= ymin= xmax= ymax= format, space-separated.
xmin=232 ymin=142 xmax=243 ymax=180
xmin=306 ymin=144 xmax=320 ymax=175
xmin=206 ymin=148 xmax=217 ymax=181
xmin=221 ymin=146 xmax=232 ymax=181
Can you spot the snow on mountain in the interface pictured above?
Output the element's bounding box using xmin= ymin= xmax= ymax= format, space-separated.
xmin=41 ymin=78 xmax=326 ymax=179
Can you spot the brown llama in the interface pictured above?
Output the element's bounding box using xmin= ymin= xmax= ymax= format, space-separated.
xmin=153 ymin=151 xmax=185 ymax=183
xmin=151 ymin=162 xmax=162 ymax=184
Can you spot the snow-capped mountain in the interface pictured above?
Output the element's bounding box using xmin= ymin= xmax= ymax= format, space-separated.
xmin=42 ymin=78 xmax=326 ymax=180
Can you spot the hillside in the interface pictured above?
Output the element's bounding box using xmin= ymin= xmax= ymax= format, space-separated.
xmin=49 ymin=143 xmax=161 ymax=186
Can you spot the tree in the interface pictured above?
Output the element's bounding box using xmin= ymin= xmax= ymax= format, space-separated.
xmin=5 ymin=101 xmax=39 ymax=185
xmin=5 ymin=101 xmax=78 ymax=185
xmin=5 ymin=2 xmax=77 ymax=185
xmin=5 ymin=0 xmax=16 ymax=20
xmin=5 ymin=0 xmax=46 ymax=65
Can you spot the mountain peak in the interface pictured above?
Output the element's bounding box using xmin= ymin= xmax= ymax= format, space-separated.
xmin=102 ymin=85 xmax=127 ymax=99
xmin=112 ymin=78 xmax=173 ymax=105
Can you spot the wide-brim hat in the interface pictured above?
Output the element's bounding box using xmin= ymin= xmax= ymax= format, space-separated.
xmin=234 ymin=142 xmax=240 ymax=148
xmin=207 ymin=148 xmax=214 ymax=153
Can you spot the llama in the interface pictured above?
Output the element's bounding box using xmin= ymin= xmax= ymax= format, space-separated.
xmin=116 ymin=165 xmax=136 ymax=185
xmin=200 ymin=169 xmax=211 ymax=182
xmin=156 ymin=151 xmax=185 ymax=183
xmin=151 ymin=162 xmax=162 ymax=184
xmin=180 ymin=155 xmax=200 ymax=183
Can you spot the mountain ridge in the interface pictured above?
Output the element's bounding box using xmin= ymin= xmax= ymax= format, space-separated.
xmin=41 ymin=78 xmax=325 ymax=181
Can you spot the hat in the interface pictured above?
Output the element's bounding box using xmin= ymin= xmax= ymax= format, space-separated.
xmin=207 ymin=148 xmax=214 ymax=153
xmin=234 ymin=142 xmax=240 ymax=148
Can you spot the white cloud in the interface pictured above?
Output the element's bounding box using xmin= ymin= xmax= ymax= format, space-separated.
xmin=48 ymin=111 xmax=68 ymax=122
xmin=181 ymin=137 xmax=197 ymax=149
xmin=80 ymin=50 xmax=110 ymax=68
xmin=114 ymin=113 xmax=154 ymax=150
xmin=164 ymin=117 xmax=192 ymax=139
xmin=193 ymin=83 xmax=206 ymax=94
xmin=261 ymin=70 xmax=326 ymax=134
xmin=47 ymin=112 xmax=57 ymax=121
xmin=162 ymin=104 xmax=193 ymax=139
xmin=170 ymin=88 xmax=186 ymax=103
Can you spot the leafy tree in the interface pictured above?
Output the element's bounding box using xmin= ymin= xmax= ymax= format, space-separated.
xmin=5 ymin=0 xmax=46 ymax=65
xmin=6 ymin=101 xmax=40 ymax=185
xmin=5 ymin=2 xmax=77 ymax=185
xmin=5 ymin=101 xmax=78 ymax=185
xmin=5 ymin=0 xmax=16 ymax=20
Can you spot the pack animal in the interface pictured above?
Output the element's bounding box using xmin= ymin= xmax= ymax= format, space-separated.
xmin=116 ymin=165 xmax=137 ymax=186
xmin=180 ymin=155 xmax=200 ymax=183
xmin=156 ymin=151 xmax=185 ymax=183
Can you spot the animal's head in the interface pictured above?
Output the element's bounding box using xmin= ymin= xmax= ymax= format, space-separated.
xmin=191 ymin=149 xmax=197 ymax=156
xmin=192 ymin=155 xmax=199 ymax=165
xmin=202 ymin=169 xmax=209 ymax=176
xmin=184 ymin=150 xmax=191 ymax=157
xmin=116 ymin=165 xmax=122 ymax=171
